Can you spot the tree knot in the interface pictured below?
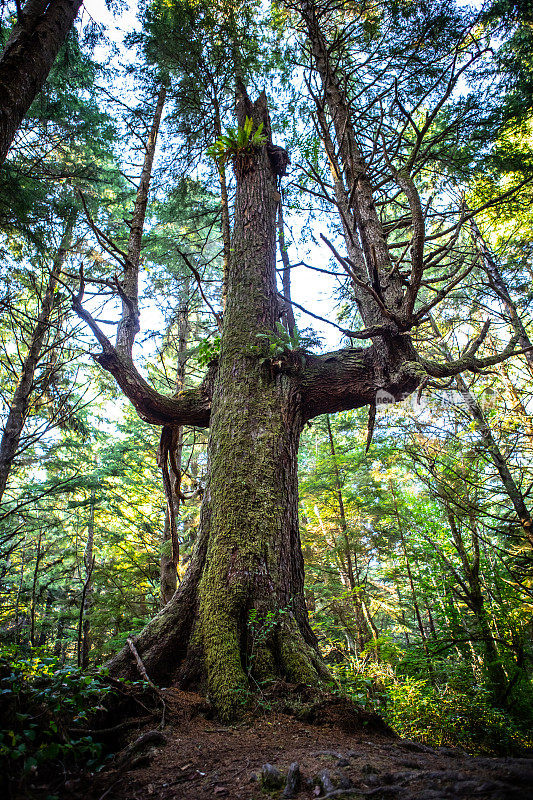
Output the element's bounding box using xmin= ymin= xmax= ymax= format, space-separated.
xmin=267 ymin=143 xmax=290 ymax=177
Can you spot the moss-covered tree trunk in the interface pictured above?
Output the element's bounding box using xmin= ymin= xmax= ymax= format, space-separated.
xmin=96 ymin=65 xmax=513 ymax=715
xmin=107 ymin=85 xmax=328 ymax=718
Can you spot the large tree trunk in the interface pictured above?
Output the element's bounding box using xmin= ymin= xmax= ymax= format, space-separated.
xmin=107 ymin=85 xmax=329 ymax=719
xmin=0 ymin=0 xmax=83 ymax=165
xmin=90 ymin=52 xmax=498 ymax=712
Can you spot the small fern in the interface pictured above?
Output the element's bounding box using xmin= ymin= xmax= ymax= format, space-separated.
xmin=207 ymin=116 xmax=267 ymax=164
xmin=255 ymin=323 xmax=321 ymax=358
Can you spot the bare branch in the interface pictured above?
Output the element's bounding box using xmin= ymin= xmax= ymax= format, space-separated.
xmin=177 ymin=248 xmax=223 ymax=330
xmin=419 ymin=333 xmax=522 ymax=378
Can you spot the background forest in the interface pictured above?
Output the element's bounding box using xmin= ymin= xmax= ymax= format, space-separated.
xmin=1 ymin=0 xmax=533 ymax=784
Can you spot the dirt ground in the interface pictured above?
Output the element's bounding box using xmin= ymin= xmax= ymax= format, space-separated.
xmin=55 ymin=688 xmax=533 ymax=800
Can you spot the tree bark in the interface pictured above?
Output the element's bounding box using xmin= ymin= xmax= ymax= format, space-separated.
xmin=300 ymin=0 xmax=405 ymax=329
xmin=159 ymin=289 xmax=189 ymax=607
xmin=0 ymin=210 xmax=76 ymax=504
xmin=446 ymin=509 xmax=508 ymax=703
xmin=214 ymin=98 xmax=232 ymax=310
xmin=116 ymin=83 xmax=167 ymax=360
xmin=390 ymin=481 xmax=435 ymax=681
xmin=106 ymin=85 xmax=330 ymax=719
xmin=29 ymin=528 xmax=43 ymax=646
xmin=37 ymin=588 xmax=54 ymax=647
xmin=325 ymin=415 xmax=371 ymax=652
xmin=278 ymin=203 xmax=297 ymax=336
xmin=0 ymin=0 xmax=83 ymax=165
xmin=78 ymin=488 xmax=95 ymax=669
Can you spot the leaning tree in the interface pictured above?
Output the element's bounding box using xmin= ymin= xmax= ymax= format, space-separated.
xmin=71 ymin=0 xmax=531 ymax=719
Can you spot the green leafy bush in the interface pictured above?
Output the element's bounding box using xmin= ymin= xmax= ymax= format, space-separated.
xmin=322 ymin=640 xmax=533 ymax=755
xmin=0 ymin=646 xmax=115 ymax=796
xmin=385 ymin=677 xmax=532 ymax=755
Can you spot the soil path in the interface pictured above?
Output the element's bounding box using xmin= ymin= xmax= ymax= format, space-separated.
xmin=71 ymin=689 xmax=533 ymax=800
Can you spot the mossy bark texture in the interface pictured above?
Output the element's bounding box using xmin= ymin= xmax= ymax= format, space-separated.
xmin=107 ymin=86 xmax=329 ymax=718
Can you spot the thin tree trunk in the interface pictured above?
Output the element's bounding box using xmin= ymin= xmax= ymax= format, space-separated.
xmin=159 ymin=428 xmax=183 ymax=605
xmin=79 ymin=488 xmax=95 ymax=669
xmin=325 ymin=415 xmax=371 ymax=652
xmin=0 ymin=210 xmax=76 ymax=503
xmin=396 ymin=588 xmax=411 ymax=645
xmin=278 ymin=203 xmax=296 ymax=336
xmin=301 ymin=2 xmax=404 ymax=327
xmin=160 ymin=285 xmax=190 ymax=606
xmin=214 ymin=100 xmax=231 ymax=311
xmin=312 ymin=99 xmax=369 ymax=317
xmin=29 ymin=528 xmax=43 ymax=646
xmin=53 ymin=599 xmax=68 ymax=659
xmin=498 ymin=360 xmax=533 ymax=444
xmin=116 ymin=83 xmax=167 ymax=359
xmin=390 ymin=481 xmax=434 ymax=680
xmin=326 ymin=416 xmax=355 ymax=587
xmin=38 ymin=588 xmax=54 ymax=647
xmin=361 ymin=598 xmax=380 ymax=654
xmin=14 ymin=530 xmax=28 ymax=643
xmin=426 ymin=604 xmax=437 ymax=640
xmin=446 ymin=509 xmax=508 ymax=702
xmin=431 ymin=316 xmax=533 ymax=549
xmin=0 ymin=0 xmax=83 ymax=165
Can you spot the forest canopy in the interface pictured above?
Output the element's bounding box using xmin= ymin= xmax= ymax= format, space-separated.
xmin=1 ymin=0 xmax=533 ymax=791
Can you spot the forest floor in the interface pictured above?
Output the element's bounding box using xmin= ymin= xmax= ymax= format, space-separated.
xmin=55 ymin=685 xmax=533 ymax=800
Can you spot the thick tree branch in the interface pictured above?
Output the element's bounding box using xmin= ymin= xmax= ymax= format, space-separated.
xmin=70 ymin=289 xmax=211 ymax=427
xmin=299 ymin=341 xmax=420 ymax=421
xmin=391 ymin=168 xmax=424 ymax=320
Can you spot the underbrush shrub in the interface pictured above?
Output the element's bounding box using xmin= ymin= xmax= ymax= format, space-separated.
xmin=0 ymin=645 xmax=115 ymax=799
xmin=325 ymin=639 xmax=533 ymax=755
xmin=385 ymin=677 xmax=531 ymax=755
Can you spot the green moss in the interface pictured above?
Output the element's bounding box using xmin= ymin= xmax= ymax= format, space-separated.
xmin=191 ymin=142 xmax=322 ymax=718
xmin=251 ymin=646 xmax=277 ymax=682
xmin=198 ymin=562 xmax=249 ymax=720
xmin=279 ymin=619 xmax=321 ymax=686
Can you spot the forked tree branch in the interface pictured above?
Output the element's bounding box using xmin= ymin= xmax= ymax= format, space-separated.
xmin=67 ymin=278 xmax=212 ymax=427
xmin=418 ymin=332 xmax=523 ymax=378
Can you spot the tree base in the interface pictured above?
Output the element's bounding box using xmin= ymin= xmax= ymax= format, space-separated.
xmin=105 ymin=547 xmax=331 ymax=721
